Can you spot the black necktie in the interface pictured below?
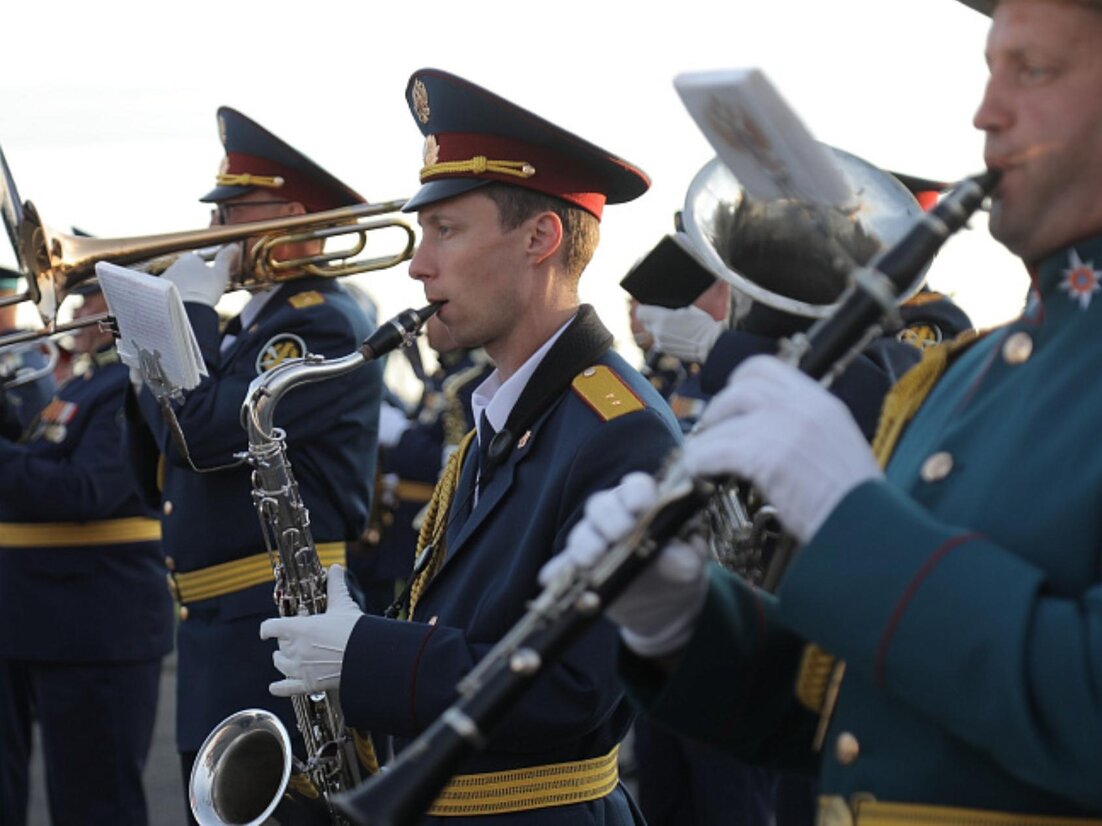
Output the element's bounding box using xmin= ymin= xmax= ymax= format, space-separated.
xmin=222 ymin=314 xmax=243 ymax=338
xmin=477 ymin=410 xmax=496 ymax=494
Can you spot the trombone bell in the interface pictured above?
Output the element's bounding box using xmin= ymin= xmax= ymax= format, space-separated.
xmin=9 ymin=193 xmax=416 ymax=328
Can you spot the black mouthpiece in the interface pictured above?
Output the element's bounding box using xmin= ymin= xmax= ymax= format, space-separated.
xmin=360 ymin=301 xmax=444 ymax=362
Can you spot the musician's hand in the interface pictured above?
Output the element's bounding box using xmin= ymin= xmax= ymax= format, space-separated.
xmin=635 ymin=304 xmax=724 ymax=364
xmin=684 ymin=355 xmax=882 ymax=544
xmin=259 ymin=564 xmax=363 ymax=697
xmin=162 ymin=245 xmax=239 ymax=307
xmin=539 ymin=472 xmax=710 ymax=658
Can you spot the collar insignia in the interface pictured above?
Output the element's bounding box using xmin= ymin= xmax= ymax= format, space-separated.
xmin=1060 ymin=249 xmax=1102 ymax=310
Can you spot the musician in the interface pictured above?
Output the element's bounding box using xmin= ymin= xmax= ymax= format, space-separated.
xmin=0 ymin=270 xmax=55 ymax=438
xmin=126 ymin=107 xmax=382 ymax=820
xmin=261 ymin=69 xmax=681 ymax=823
xmin=351 ymin=316 xmax=494 ymax=616
xmin=623 ymin=214 xmax=969 ymax=825
xmin=0 ymin=281 xmax=173 ymax=826
xmin=628 ymin=297 xmax=688 ymax=400
xmin=545 ymin=0 xmax=1102 ymax=820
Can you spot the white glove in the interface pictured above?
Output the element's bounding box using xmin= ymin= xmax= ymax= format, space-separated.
xmin=259 ymin=564 xmax=363 ymax=697
xmin=377 ymin=400 xmax=411 ymax=449
xmin=683 ymin=355 xmax=882 ymax=544
xmin=161 ymin=245 xmax=239 ymax=307
xmin=635 ymin=304 xmax=724 ymax=364
xmin=539 ymin=472 xmax=710 ymax=658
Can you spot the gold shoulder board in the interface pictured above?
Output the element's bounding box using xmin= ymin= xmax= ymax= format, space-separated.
xmin=571 ymin=365 xmax=644 ymax=422
xmin=289 ymin=291 xmax=325 ymax=309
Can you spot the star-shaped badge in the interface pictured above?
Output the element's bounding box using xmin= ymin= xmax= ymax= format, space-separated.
xmin=1060 ymin=249 xmax=1102 ymax=310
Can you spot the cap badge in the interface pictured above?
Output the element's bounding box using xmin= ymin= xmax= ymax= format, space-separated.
xmin=1060 ymin=248 xmax=1102 ymax=310
xmin=423 ymin=135 xmax=440 ymax=167
xmin=413 ymin=79 xmax=431 ymax=124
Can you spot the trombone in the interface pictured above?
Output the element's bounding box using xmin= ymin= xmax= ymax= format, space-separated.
xmin=1 ymin=145 xmax=417 ymax=348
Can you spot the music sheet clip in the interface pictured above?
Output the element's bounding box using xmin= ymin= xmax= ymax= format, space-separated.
xmin=136 ymin=345 xmax=183 ymax=405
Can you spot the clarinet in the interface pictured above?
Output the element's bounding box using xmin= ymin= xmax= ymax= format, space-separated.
xmin=189 ymin=302 xmax=442 ymax=826
xmin=332 ymin=170 xmax=1000 ymax=826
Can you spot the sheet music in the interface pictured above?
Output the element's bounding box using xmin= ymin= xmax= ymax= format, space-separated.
xmin=674 ymin=68 xmax=855 ymax=208
xmin=95 ymin=261 xmax=207 ymax=392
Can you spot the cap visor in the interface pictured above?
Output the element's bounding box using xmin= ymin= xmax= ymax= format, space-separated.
xmin=200 ymin=184 xmax=255 ymax=204
xmin=402 ymin=179 xmax=492 ymax=213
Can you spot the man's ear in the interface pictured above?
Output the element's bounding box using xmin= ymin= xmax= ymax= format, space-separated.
xmin=282 ymin=200 xmax=308 ymax=217
xmin=527 ymin=211 xmax=564 ymax=266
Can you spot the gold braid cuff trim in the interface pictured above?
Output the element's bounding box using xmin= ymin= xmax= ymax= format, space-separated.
xmin=427 ymin=746 xmax=619 ymax=817
xmin=0 ymin=517 xmax=161 ymax=548
xmin=409 ymin=430 xmax=476 ymax=619
xmin=421 ymin=157 xmax=535 ymax=182
xmin=819 ymin=796 xmax=1102 ymax=826
xmin=171 ymin=543 xmax=346 ymax=604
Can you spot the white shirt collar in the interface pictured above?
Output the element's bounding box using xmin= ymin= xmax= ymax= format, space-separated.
xmin=470 ymin=313 xmax=575 ymax=444
xmin=220 ymin=287 xmax=277 ymax=353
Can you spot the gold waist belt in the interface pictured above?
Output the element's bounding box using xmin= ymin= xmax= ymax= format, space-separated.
xmin=428 ymin=746 xmax=619 ymax=817
xmin=0 ymin=517 xmax=161 ymax=548
xmin=819 ymin=796 xmax=1102 ymax=826
xmin=171 ymin=542 xmax=346 ymax=604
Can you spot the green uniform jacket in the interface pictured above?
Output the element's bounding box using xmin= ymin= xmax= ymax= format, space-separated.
xmin=623 ymin=236 xmax=1102 ymax=816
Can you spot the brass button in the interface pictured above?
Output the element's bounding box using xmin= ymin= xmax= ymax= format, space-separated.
xmin=164 ymin=556 xmax=176 ymax=572
xmin=834 ymin=731 xmax=860 ymax=765
xmin=920 ymin=451 xmax=954 ymax=482
xmin=178 ymin=605 xmax=190 ymax=621
xmin=1002 ymin=331 xmax=1033 ymax=365
xmin=162 ymin=500 xmax=173 ymax=516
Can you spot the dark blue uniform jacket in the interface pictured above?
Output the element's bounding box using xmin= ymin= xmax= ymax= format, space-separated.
xmin=340 ymin=308 xmax=681 ymax=823
xmin=0 ymin=353 xmax=173 ymax=662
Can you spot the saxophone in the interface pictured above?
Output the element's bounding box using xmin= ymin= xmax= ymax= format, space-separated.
xmin=189 ymin=302 xmax=442 ymax=826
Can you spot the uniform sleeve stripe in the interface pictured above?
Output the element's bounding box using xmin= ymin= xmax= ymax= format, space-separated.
xmin=409 ymin=621 xmax=440 ymax=731
xmin=875 ymin=532 xmax=984 ymax=687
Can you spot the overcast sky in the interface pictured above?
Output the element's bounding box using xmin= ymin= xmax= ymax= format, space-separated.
xmin=1 ymin=0 xmax=1019 ymax=390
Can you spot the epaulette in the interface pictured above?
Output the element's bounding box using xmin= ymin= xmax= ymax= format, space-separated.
xmin=288 ymin=290 xmax=326 ymax=309
xmin=571 ymin=365 xmax=644 ymax=422
xmin=92 ymin=349 xmax=120 ymax=368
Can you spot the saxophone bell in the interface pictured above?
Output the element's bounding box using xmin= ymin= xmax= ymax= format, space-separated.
xmin=189 ymin=708 xmax=332 ymax=826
